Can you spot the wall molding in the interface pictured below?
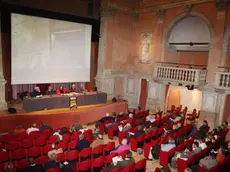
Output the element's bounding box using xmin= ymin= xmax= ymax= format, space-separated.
xmin=107 ymin=0 xmax=216 ymax=15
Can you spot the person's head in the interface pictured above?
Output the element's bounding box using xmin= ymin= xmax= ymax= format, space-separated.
xmin=121 ymin=138 xmax=128 ymax=145
xmin=199 ymin=138 xmax=205 ymax=144
xmin=79 ymin=134 xmax=84 ymax=140
xmin=16 ymin=124 xmax=22 ymax=129
xmin=97 ymin=134 xmax=103 ymax=140
xmin=129 ymin=113 xmax=133 ymax=118
xmin=218 ymin=147 xmax=225 ymax=155
xmin=203 ymin=120 xmax=208 ymax=126
xmin=49 ymin=152 xmax=57 ymax=161
xmin=126 ymin=150 xmax=132 ymax=159
xmin=168 ymin=138 xmax=175 ymax=144
xmin=5 ymin=162 xmax=14 ymax=172
xmin=172 ymin=124 xmax=178 ymax=130
xmin=28 ymin=157 xmax=36 ymax=165
xmin=71 ymin=84 xmax=76 ymax=89
xmin=137 ymin=125 xmax=142 ymax=131
xmin=177 ymin=123 xmax=182 ymax=128
xmin=184 ymin=168 xmax=192 ymax=172
xmin=48 ymin=86 xmax=52 ymax=91
xmin=35 ymin=86 xmax=40 ymax=92
xmin=60 ymin=127 xmax=68 ymax=135
xmin=126 ymin=123 xmax=131 ymax=128
xmin=59 ymin=85 xmax=63 ymax=90
xmin=193 ymin=142 xmax=199 ymax=149
xmin=32 ymin=123 xmax=36 ymax=128
xmin=137 ymin=148 xmax=143 ymax=156
xmin=224 ymin=121 xmax=228 ymax=127
xmin=186 ymin=145 xmax=192 ymax=152
xmin=119 ymin=112 xmax=123 ymax=115
xmin=105 ymin=113 xmax=110 ymax=117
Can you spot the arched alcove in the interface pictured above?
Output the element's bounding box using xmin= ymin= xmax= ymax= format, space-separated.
xmin=167 ymin=16 xmax=211 ymax=51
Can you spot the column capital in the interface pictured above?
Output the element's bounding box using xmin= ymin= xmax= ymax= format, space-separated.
xmin=156 ymin=9 xmax=166 ymax=24
xmin=184 ymin=4 xmax=193 ymax=15
xmin=215 ymin=0 xmax=227 ymax=14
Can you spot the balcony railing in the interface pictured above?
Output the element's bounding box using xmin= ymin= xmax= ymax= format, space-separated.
xmin=154 ymin=66 xmax=207 ymax=85
xmin=215 ymin=72 xmax=230 ymax=89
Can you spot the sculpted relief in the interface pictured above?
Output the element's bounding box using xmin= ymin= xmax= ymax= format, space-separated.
xmin=139 ymin=32 xmax=152 ymax=63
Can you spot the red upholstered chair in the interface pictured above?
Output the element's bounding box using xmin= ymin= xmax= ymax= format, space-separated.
xmin=16 ymin=132 xmax=27 ymax=141
xmin=42 ymin=144 xmax=52 ymax=155
xmin=27 ymin=146 xmax=42 ymax=157
xmin=28 ymin=131 xmax=40 ymax=140
xmin=71 ymin=132 xmax=80 ymax=141
xmin=0 ymin=151 xmax=10 ymax=163
xmin=118 ymin=150 xmax=128 ymax=159
xmin=0 ymin=134 xmax=16 ymax=143
xmin=56 ymin=142 xmax=68 ymax=151
xmin=68 ymin=140 xmax=78 ymax=150
xmin=159 ymin=146 xmax=177 ymax=166
xmin=66 ymin=150 xmax=79 ymax=162
xmin=74 ymin=159 xmax=91 ymax=172
xmin=47 ymin=135 xmax=58 ymax=144
xmin=62 ymin=133 xmax=71 ymax=143
xmin=78 ymin=147 xmax=92 ymax=162
xmin=21 ymin=139 xmax=33 ymax=149
xmin=145 ymin=131 xmax=152 ymax=143
xmin=5 ymin=141 xmax=21 ymax=151
xmin=14 ymin=158 xmax=28 ymax=170
xmin=121 ymin=163 xmax=135 ymax=172
xmin=107 ymin=124 xmax=119 ymax=140
xmin=83 ymin=130 xmax=93 ymax=138
xmin=91 ymin=156 xmax=105 ymax=172
xmin=56 ymin=152 xmax=65 ymax=163
xmin=0 ymin=142 xmax=5 ymax=150
xmin=41 ymin=129 xmax=53 ymax=138
xmin=130 ymin=134 xmax=145 ymax=151
xmin=46 ymin=168 xmax=61 ymax=172
xmin=34 ymin=136 xmax=47 ymax=147
xmin=134 ymin=159 xmax=146 ymax=172
xmin=143 ymin=142 xmax=152 ymax=157
xmin=92 ymin=145 xmax=104 ymax=158
xmin=10 ymin=149 xmax=27 ymax=160
xmin=118 ymin=129 xmax=132 ymax=144
xmin=36 ymin=155 xmax=49 ymax=164
xmin=104 ymin=142 xmax=115 ymax=156
xmin=104 ymin=153 xmax=117 ymax=166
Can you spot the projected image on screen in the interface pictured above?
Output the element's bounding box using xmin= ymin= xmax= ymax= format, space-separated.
xmin=11 ymin=13 xmax=91 ymax=84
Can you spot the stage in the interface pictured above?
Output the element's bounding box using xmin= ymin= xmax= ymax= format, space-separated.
xmin=0 ymin=101 xmax=128 ymax=133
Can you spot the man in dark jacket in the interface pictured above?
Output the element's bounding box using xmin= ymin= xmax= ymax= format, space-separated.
xmin=75 ymin=134 xmax=90 ymax=151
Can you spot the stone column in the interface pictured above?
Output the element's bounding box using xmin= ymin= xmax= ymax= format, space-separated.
xmin=206 ymin=1 xmax=227 ymax=84
xmin=95 ymin=6 xmax=116 ymax=99
xmin=0 ymin=13 xmax=7 ymax=110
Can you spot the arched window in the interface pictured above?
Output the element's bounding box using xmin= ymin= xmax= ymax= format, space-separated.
xmin=167 ymin=16 xmax=211 ymax=51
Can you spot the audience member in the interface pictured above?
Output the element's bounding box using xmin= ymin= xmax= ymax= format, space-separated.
xmin=184 ymin=168 xmax=192 ymax=172
xmin=56 ymin=85 xmax=66 ymax=95
xmin=4 ymin=162 xmax=16 ymax=172
xmin=39 ymin=122 xmax=53 ymax=132
xmin=195 ymin=120 xmax=209 ymax=139
xmin=13 ymin=124 xmax=25 ymax=135
xmin=31 ymin=86 xmax=42 ymax=97
xmin=192 ymin=142 xmax=202 ymax=154
xmin=24 ymin=157 xmax=44 ymax=172
xmin=75 ymin=134 xmax=90 ymax=151
xmin=26 ymin=123 xmax=39 ymax=134
xmin=90 ymin=134 xmax=104 ymax=149
xmin=110 ymin=138 xmax=129 ymax=154
xmin=119 ymin=123 xmax=132 ymax=132
xmin=199 ymin=138 xmax=207 ymax=150
xmin=216 ymin=147 xmax=226 ymax=164
xmin=133 ymin=148 xmax=145 ymax=163
xmin=161 ymin=138 xmax=176 ymax=152
xmin=106 ymin=150 xmax=134 ymax=171
xmin=48 ymin=144 xmax=63 ymax=158
xmin=53 ymin=127 xmax=68 ymax=141
xmin=44 ymin=152 xmax=62 ymax=170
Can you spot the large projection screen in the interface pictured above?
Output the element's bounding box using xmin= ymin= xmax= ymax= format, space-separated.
xmin=11 ymin=13 xmax=92 ymax=84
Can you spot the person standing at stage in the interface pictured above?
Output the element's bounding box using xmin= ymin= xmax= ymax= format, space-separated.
xmin=77 ymin=83 xmax=85 ymax=93
xmin=69 ymin=83 xmax=77 ymax=93
xmin=56 ymin=85 xmax=66 ymax=95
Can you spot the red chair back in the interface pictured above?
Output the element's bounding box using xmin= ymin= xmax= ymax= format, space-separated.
xmin=46 ymin=168 xmax=61 ymax=172
xmin=134 ymin=159 xmax=146 ymax=171
xmin=68 ymin=140 xmax=78 ymax=150
xmin=11 ymin=149 xmax=26 ymax=160
xmin=16 ymin=132 xmax=27 ymax=141
xmin=0 ymin=134 xmax=16 ymax=143
xmin=21 ymin=139 xmax=33 ymax=149
xmin=36 ymin=155 xmax=49 ymax=164
xmin=28 ymin=131 xmax=40 ymax=140
xmin=121 ymin=163 xmax=134 ymax=171
xmin=0 ymin=151 xmax=10 ymax=163
xmin=27 ymin=146 xmax=41 ymax=157
xmin=56 ymin=152 xmax=65 ymax=163
xmin=78 ymin=147 xmax=92 ymax=162
xmin=34 ymin=136 xmax=47 ymax=147
xmin=14 ymin=158 xmax=28 ymax=170
xmin=62 ymin=133 xmax=71 ymax=142
xmin=83 ymin=130 xmax=93 ymax=138
xmin=48 ymin=135 xmax=58 ymax=144
xmin=92 ymin=145 xmax=104 ymax=157
xmin=91 ymin=156 xmax=105 ymax=170
xmin=56 ymin=142 xmax=68 ymax=151
xmin=66 ymin=150 xmax=79 ymax=161
xmin=42 ymin=144 xmax=52 ymax=155
xmin=76 ymin=159 xmax=91 ymax=171
xmin=6 ymin=141 xmax=20 ymax=151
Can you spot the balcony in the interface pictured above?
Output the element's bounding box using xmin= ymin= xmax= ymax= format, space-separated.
xmin=215 ymin=72 xmax=230 ymax=90
xmin=153 ymin=63 xmax=207 ymax=86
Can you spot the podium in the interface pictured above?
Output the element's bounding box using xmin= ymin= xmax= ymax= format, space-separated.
xmin=69 ymin=96 xmax=77 ymax=108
